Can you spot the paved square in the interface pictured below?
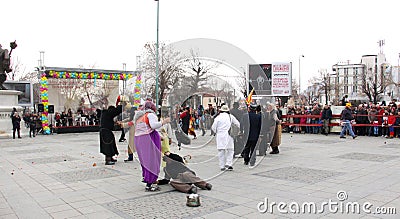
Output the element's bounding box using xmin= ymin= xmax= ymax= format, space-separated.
xmin=104 ymin=191 xmax=236 ymax=219
xmin=7 ymin=148 xmax=49 ymax=154
xmin=253 ymin=166 xmax=344 ymax=184
xmin=380 ymin=143 xmax=400 ymax=149
xmin=301 ymin=139 xmax=338 ymax=144
xmin=50 ymin=167 xmax=127 ymax=183
xmin=188 ymin=154 xmax=217 ymax=164
xmin=1 ymin=132 xmax=399 ymax=218
xmin=334 ymin=152 xmax=400 ymax=162
xmin=25 ymin=155 xmax=78 ymax=164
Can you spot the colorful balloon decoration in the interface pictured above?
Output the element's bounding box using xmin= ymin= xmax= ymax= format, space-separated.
xmin=133 ymin=74 xmax=142 ymax=107
xmin=39 ymin=70 xmax=136 ymax=135
xmin=40 ymin=73 xmax=51 ymax=135
xmin=48 ymin=71 xmax=133 ymax=80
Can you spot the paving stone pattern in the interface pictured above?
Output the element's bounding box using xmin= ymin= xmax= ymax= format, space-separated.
xmin=104 ymin=191 xmax=236 ymax=219
xmin=279 ymin=146 xmax=298 ymax=151
xmin=380 ymin=143 xmax=400 ymax=149
xmin=50 ymin=167 xmax=126 ymax=183
xmin=25 ymin=155 xmax=78 ymax=164
xmin=7 ymin=148 xmax=49 ymax=154
xmin=301 ymin=139 xmax=338 ymax=144
xmin=254 ymin=166 xmax=344 ymax=184
xmin=334 ymin=152 xmax=400 ymax=162
xmin=187 ymin=155 xmax=217 ymax=164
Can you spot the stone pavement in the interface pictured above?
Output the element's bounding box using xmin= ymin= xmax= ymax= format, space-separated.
xmin=0 ymin=130 xmax=399 ymax=219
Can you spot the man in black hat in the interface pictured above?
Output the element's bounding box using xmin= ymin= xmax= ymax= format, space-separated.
xmin=240 ymin=104 xmax=262 ymax=167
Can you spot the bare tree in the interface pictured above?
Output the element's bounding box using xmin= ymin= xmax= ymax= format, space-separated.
xmin=141 ymin=42 xmax=183 ymax=106
xmin=183 ymin=50 xmax=219 ymax=93
xmin=237 ymin=68 xmax=248 ymax=98
xmin=7 ymin=56 xmax=27 ymax=81
xmin=308 ymin=69 xmax=331 ymax=105
xmin=360 ymin=66 xmax=388 ymax=104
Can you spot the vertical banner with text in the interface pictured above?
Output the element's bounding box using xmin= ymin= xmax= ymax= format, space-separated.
xmin=271 ymin=62 xmax=292 ymax=96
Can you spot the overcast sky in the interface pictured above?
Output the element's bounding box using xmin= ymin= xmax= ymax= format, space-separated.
xmin=2 ymin=0 xmax=400 ymax=89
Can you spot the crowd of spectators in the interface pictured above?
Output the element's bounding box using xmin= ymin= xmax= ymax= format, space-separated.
xmin=282 ymin=99 xmax=400 ymax=138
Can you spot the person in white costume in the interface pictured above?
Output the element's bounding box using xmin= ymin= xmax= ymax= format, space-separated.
xmin=211 ymin=105 xmax=240 ymax=171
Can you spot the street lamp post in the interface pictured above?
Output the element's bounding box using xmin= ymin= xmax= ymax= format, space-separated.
xmin=122 ymin=63 xmax=126 ymax=95
xmin=155 ymin=0 xmax=160 ymax=107
xmin=298 ymin=55 xmax=304 ymax=95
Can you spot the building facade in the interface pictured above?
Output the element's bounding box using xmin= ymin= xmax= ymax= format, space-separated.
xmin=328 ymin=53 xmax=391 ymax=105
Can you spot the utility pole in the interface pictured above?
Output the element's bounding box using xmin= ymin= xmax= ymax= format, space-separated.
xmin=298 ymin=55 xmax=304 ymax=94
xmin=155 ymin=0 xmax=160 ymax=107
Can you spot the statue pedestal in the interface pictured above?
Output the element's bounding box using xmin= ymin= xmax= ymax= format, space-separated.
xmin=0 ymin=90 xmax=23 ymax=139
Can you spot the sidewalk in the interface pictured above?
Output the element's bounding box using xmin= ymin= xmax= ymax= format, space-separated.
xmin=0 ymin=131 xmax=399 ymax=218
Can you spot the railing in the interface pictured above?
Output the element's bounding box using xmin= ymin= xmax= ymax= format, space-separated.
xmin=281 ymin=114 xmax=400 ymax=128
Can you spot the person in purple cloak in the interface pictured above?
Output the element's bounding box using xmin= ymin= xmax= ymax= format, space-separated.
xmin=134 ymin=100 xmax=170 ymax=191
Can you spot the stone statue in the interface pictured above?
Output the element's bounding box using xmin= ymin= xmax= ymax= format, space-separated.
xmin=0 ymin=41 xmax=17 ymax=90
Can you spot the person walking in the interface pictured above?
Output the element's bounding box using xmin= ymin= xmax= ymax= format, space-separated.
xmin=11 ymin=112 xmax=22 ymax=139
xmin=339 ymin=103 xmax=357 ymax=139
xmin=211 ymin=105 xmax=240 ymax=171
xmin=321 ymin=104 xmax=332 ymax=135
xmin=240 ymin=104 xmax=262 ymax=167
xmin=134 ymin=100 xmax=170 ymax=192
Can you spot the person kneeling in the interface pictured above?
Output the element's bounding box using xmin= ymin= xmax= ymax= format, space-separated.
xmin=163 ymin=152 xmax=212 ymax=194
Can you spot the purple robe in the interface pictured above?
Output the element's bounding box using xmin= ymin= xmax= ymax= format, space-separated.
xmin=135 ymin=130 xmax=161 ymax=184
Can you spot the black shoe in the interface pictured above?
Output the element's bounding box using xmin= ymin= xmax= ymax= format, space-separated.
xmin=226 ymin=166 xmax=233 ymax=171
xmin=157 ymin=179 xmax=170 ymax=185
xmin=105 ymin=161 xmax=115 ymax=165
xmin=269 ymin=150 xmax=279 ymax=154
xmin=111 ymin=158 xmax=117 ymax=162
xmin=18 ymin=137 xmax=22 ymax=139
xmin=244 ymin=161 xmax=249 ymax=165
xmin=340 ymin=136 xmax=346 ymax=139
xmin=205 ymin=183 xmax=212 ymax=190
xmin=353 ymin=135 xmax=358 ymax=139
xmin=188 ymin=186 xmax=197 ymax=194
xmin=124 ymin=158 xmax=133 ymax=162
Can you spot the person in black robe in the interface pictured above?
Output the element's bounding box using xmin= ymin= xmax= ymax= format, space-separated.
xmin=179 ymin=107 xmax=191 ymax=135
xmin=99 ymin=97 xmax=124 ymax=165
